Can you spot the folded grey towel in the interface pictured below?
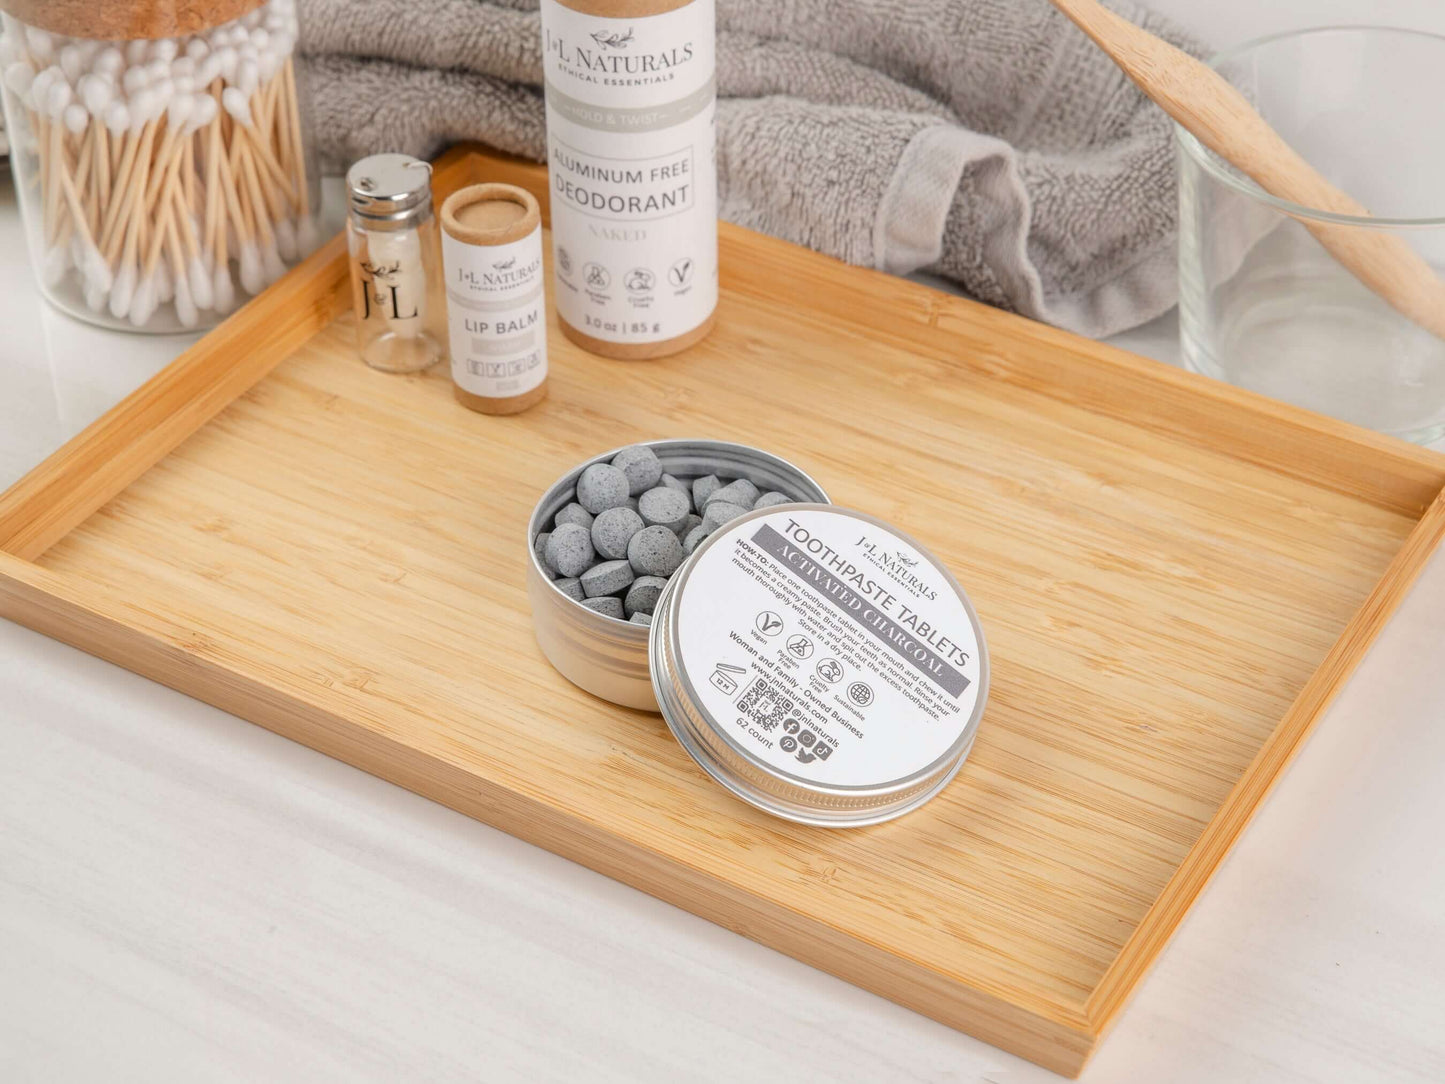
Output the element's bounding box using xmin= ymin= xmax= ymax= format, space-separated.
xmin=300 ymin=0 xmax=1206 ymax=337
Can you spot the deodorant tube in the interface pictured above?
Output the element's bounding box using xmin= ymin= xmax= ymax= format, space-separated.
xmin=541 ymin=0 xmax=718 ymax=359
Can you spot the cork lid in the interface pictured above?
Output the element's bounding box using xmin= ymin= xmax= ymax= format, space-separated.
xmin=441 ymin=184 xmax=542 ymax=247
xmin=549 ymin=0 xmax=695 ymax=15
xmin=0 ymin=0 xmax=267 ymax=40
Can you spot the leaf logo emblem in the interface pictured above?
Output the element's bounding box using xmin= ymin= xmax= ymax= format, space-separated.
xmin=590 ymin=27 xmax=635 ymax=49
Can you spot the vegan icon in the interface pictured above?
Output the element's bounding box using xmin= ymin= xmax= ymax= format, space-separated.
xmin=756 ymin=611 xmax=784 ymax=637
xmin=668 ymin=257 xmax=694 ymax=288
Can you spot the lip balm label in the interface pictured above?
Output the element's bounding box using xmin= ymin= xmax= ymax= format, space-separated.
xmin=541 ymin=0 xmax=718 ymax=345
xmin=443 ymin=230 xmax=547 ymax=398
xmin=675 ymin=508 xmax=984 ymax=787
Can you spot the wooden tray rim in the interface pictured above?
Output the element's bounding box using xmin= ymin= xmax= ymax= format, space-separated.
xmin=3 ymin=146 xmax=1444 ymax=1075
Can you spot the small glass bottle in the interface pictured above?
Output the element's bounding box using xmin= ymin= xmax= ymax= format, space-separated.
xmin=345 ymin=153 xmax=445 ymax=373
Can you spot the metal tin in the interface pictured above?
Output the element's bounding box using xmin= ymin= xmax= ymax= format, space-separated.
xmin=526 ymin=440 xmax=829 ymax=711
xmin=650 ymin=505 xmax=989 ymax=826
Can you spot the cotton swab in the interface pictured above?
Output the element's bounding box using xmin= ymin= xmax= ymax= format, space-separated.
xmin=238 ymin=237 xmax=265 ymax=296
xmin=128 ymin=269 xmax=157 ymax=327
xmin=157 ymin=255 xmax=175 ymax=305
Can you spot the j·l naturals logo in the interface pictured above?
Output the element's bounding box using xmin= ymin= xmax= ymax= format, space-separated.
xmin=589 ymin=27 xmax=635 ymax=49
xmin=856 ymin=537 xmax=938 ymax=602
xmin=455 ymin=256 xmax=542 ymax=291
xmin=359 ymin=259 xmax=398 ymax=283
xmin=546 ymin=20 xmax=696 ymax=76
xmin=358 ymin=260 xmax=417 ymax=321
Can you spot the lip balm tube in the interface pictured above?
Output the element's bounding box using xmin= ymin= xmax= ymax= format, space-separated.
xmin=440 ymin=183 xmax=549 ymax=415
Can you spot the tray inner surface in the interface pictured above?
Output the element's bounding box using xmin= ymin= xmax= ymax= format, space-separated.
xmin=23 ymin=212 xmax=1422 ymax=1071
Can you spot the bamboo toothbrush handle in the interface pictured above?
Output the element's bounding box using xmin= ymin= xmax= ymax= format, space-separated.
xmin=1048 ymin=0 xmax=1445 ymax=341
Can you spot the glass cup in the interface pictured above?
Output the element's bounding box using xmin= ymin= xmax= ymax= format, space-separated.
xmin=1177 ymin=26 xmax=1445 ymax=444
xmin=0 ymin=1 xmax=322 ymax=334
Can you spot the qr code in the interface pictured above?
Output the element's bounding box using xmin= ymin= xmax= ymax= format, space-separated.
xmin=736 ymin=677 xmax=796 ymax=733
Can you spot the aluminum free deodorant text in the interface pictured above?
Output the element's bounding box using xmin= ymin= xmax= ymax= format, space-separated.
xmin=541 ymin=0 xmax=718 ymax=359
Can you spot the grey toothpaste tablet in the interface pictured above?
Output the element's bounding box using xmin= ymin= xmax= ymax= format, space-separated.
xmin=628 ymin=524 xmax=684 ymax=577
xmin=675 ymin=513 xmax=702 ymax=539
xmin=611 ymin=444 xmax=664 ymax=496
xmin=701 ymin=500 xmax=748 ymax=533
xmin=660 ymin=474 xmax=692 ymax=506
xmin=682 ymin=524 xmax=708 ymax=555
xmin=638 ymin=487 xmax=691 ymax=533
xmin=624 ymin=575 xmax=669 ymax=617
xmin=554 ymin=577 xmax=585 ymax=602
xmin=577 ymin=463 xmax=631 ymax=514
xmin=705 ymin=479 xmax=759 ymax=510
xmin=591 ymin=505 xmax=645 ymax=561
xmin=534 ymin=531 xmax=555 ymax=578
xmin=580 ymin=596 xmax=625 ymax=619
xmin=691 ymin=474 xmax=721 ymax=509
xmin=629 ymin=611 xmax=653 ymax=626
xmin=582 ymin=559 xmax=635 ymax=598
xmin=753 ymin=491 xmax=792 ymax=510
xmin=554 ymin=502 xmax=595 ymax=530
xmin=544 ymin=522 xmax=596 ymax=578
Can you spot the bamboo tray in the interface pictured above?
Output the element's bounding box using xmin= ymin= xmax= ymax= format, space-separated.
xmin=4 ymin=147 xmax=1444 ymax=1077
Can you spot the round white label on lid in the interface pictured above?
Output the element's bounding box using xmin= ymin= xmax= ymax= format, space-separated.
xmin=673 ymin=507 xmax=985 ymax=789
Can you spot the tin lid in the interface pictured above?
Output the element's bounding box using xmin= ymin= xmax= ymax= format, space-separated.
xmin=347 ymin=154 xmax=433 ymax=223
xmin=650 ymin=505 xmax=989 ymax=827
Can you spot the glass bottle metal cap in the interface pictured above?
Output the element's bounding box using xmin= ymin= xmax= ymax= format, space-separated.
xmin=650 ymin=505 xmax=989 ymax=827
xmin=347 ymin=153 xmax=433 ymax=224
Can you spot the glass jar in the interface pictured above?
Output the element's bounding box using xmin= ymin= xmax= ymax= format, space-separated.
xmin=1177 ymin=26 xmax=1445 ymax=444
xmin=0 ymin=0 xmax=322 ymax=333
xmin=345 ymin=153 xmax=445 ymax=374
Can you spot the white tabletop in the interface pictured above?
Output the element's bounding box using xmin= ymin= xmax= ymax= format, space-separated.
xmin=5 ymin=9 xmax=1445 ymax=1075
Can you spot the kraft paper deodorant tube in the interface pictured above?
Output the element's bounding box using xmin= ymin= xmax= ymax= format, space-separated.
xmin=541 ymin=0 xmax=718 ymax=359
